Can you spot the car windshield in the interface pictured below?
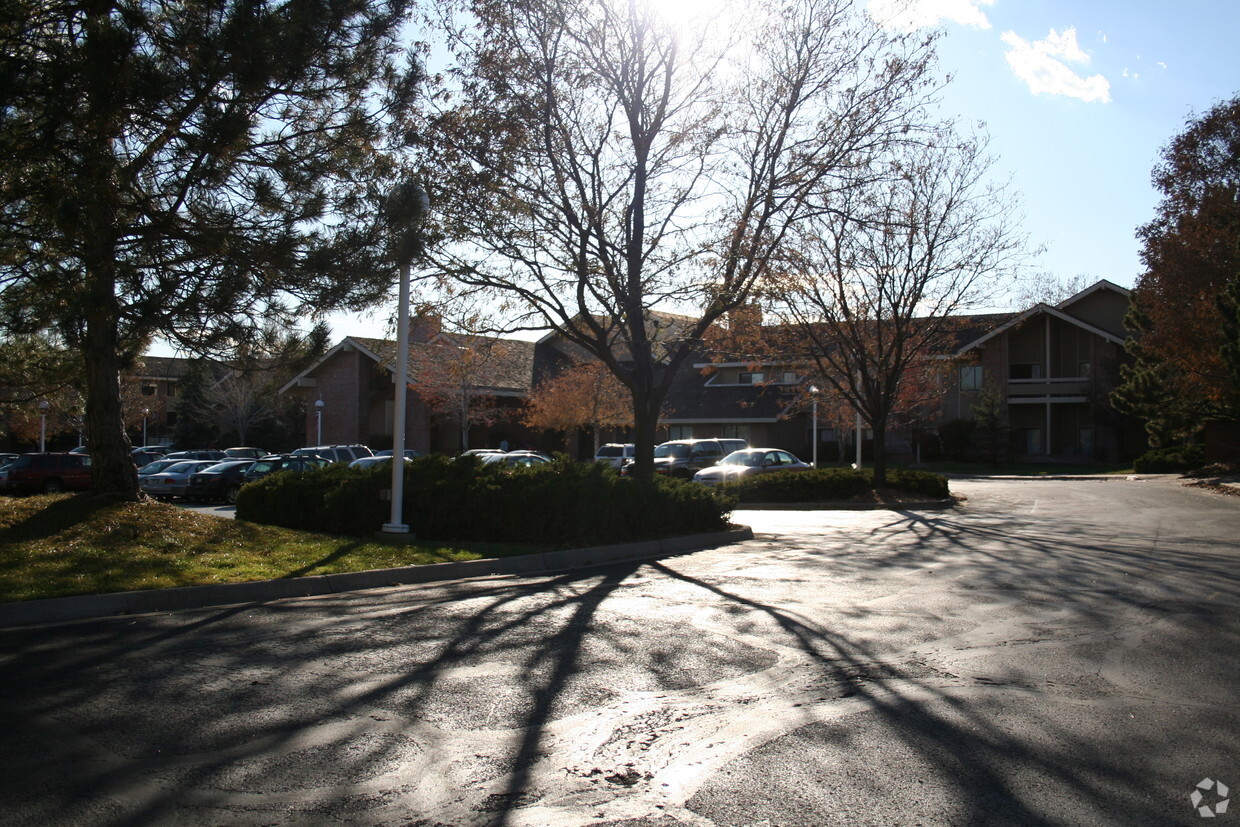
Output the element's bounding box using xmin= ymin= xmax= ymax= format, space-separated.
xmin=597 ymin=446 xmax=622 ymax=458
xmin=249 ymin=460 xmax=277 ymax=474
xmin=138 ymin=460 xmax=176 ymax=475
xmin=719 ymin=451 xmax=762 ymax=467
xmin=163 ymin=461 xmax=198 ymax=474
xmin=204 ymin=461 xmax=250 ymax=472
xmin=654 ymin=444 xmax=690 ymax=459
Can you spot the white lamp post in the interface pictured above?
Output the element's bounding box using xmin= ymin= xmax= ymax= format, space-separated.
xmin=809 ymin=386 xmax=819 ymax=468
xmin=854 ymin=374 xmax=863 ymax=470
xmin=383 ymin=182 xmax=430 ymax=536
xmin=142 ymin=408 xmax=149 ymax=448
xmin=38 ymin=400 xmax=49 ymax=452
xmin=314 ymin=399 xmax=324 ymax=445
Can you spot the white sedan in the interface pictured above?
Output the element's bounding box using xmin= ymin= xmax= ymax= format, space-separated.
xmin=692 ymin=449 xmax=812 ymax=485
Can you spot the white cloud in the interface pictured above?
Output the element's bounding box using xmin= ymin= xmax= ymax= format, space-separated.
xmin=867 ymin=0 xmax=994 ymax=32
xmin=1001 ymin=27 xmax=1111 ymax=103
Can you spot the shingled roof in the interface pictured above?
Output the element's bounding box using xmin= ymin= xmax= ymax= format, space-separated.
xmin=348 ymin=335 xmax=538 ymax=395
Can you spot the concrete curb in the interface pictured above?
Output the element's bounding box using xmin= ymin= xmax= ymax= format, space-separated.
xmin=737 ymin=498 xmax=955 ymax=511
xmin=0 ymin=527 xmax=754 ymax=629
xmin=937 ymin=473 xmax=1175 ymax=482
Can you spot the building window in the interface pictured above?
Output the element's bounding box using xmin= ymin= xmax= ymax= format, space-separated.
xmin=959 ymin=365 xmax=983 ymax=391
xmin=782 ymin=371 xmax=799 ymax=384
xmin=166 ymin=383 xmax=177 ymax=397
xmin=165 ymin=411 xmax=178 ymax=426
xmin=1010 ymin=363 xmax=1043 ymax=380
xmin=141 ymin=385 xmax=156 ymax=396
xmin=737 ymin=372 xmax=764 ymax=385
xmin=669 ymin=425 xmax=693 ymax=439
xmin=721 ymin=424 xmax=751 ymax=441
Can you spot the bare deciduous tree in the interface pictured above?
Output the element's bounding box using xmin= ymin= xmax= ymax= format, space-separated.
xmin=774 ymin=132 xmax=1026 ymax=486
xmin=421 ymin=0 xmax=940 ymax=476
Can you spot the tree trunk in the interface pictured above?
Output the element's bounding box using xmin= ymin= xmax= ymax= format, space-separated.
xmin=82 ymin=273 xmax=139 ymax=500
xmin=629 ymin=388 xmax=661 ymax=479
xmin=871 ymin=415 xmax=889 ymax=489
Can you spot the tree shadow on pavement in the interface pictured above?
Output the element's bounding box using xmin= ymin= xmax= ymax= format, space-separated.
xmin=0 ymin=488 xmax=1235 ymax=825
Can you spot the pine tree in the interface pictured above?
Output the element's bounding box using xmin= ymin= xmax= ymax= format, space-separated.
xmin=0 ymin=1 xmax=420 ymax=498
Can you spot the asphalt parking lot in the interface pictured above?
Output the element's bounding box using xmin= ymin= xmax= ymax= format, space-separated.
xmin=0 ymin=476 xmax=1236 ymax=826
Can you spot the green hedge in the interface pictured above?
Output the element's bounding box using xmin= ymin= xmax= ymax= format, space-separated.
xmin=1133 ymin=444 xmax=1205 ymax=473
xmin=725 ymin=467 xmax=949 ymax=503
xmin=234 ymin=455 xmax=734 ymax=545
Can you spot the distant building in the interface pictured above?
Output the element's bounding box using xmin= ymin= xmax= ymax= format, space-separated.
xmin=279 ymin=280 xmax=1142 ymax=463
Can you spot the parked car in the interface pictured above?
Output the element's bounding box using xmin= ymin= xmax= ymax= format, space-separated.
xmin=223 ymin=447 xmax=265 ymax=460
xmin=594 ymin=443 xmax=636 ymax=469
xmin=163 ymin=449 xmax=226 ymax=462
xmin=131 ymin=449 xmax=166 ymax=468
xmin=139 ymin=460 xmax=216 ymax=500
xmin=244 ymin=454 xmax=330 ymax=482
xmin=292 ymin=444 xmax=372 ymax=464
xmin=0 ymin=452 xmax=20 ymax=468
xmin=625 ymin=438 xmax=749 ymax=479
xmin=1 ymin=453 xmax=92 ymax=494
xmin=137 ymin=458 xmax=184 ymax=478
xmin=185 ymin=460 xmax=255 ymax=504
xmin=692 ymin=448 xmax=812 ymax=486
xmin=348 ymin=455 xmax=414 ymax=469
xmin=481 ymin=451 xmax=550 ymax=468
xmin=460 ymin=448 xmax=504 ymax=457
xmin=374 ymin=449 xmax=421 ymax=459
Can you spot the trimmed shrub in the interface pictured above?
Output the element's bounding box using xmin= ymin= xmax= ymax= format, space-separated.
xmin=235 ymin=455 xmax=734 ymax=545
xmin=884 ymin=469 xmax=951 ymax=499
xmin=1133 ymin=444 xmax=1205 ymax=473
xmin=725 ymin=467 xmax=949 ymax=503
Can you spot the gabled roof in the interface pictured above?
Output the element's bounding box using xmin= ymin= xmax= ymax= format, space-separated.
xmin=133 ymin=355 xmax=195 ymax=380
xmin=535 ymin=310 xmax=699 ymax=363
xmin=1056 ymin=278 xmax=1132 ymax=310
xmin=954 ymin=303 xmax=1127 ymax=355
xmin=278 ymin=336 xmax=383 ymax=394
xmin=279 ymin=334 xmax=537 ymax=396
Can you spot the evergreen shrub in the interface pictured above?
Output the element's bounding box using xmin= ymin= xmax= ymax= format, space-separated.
xmin=235 ymin=455 xmax=733 ymax=545
xmin=1132 ymin=443 xmax=1205 ymax=473
xmin=725 ymin=467 xmax=948 ymax=502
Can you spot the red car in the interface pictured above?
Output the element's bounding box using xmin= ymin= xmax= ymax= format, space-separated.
xmin=1 ymin=453 xmax=93 ymax=494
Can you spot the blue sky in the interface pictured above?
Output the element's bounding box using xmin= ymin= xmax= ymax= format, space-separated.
xmin=318 ymin=0 xmax=1239 ymax=344
xmin=874 ymin=0 xmax=1239 ymax=296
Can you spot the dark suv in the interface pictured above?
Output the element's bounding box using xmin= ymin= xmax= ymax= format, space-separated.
xmin=292 ymin=444 xmax=373 ymax=464
xmin=643 ymin=438 xmax=748 ymax=479
xmin=1 ymin=453 xmax=92 ymax=494
xmin=243 ymin=454 xmax=329 ymax=482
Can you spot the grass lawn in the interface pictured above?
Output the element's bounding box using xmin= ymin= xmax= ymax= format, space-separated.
xmin=0 ymin=494 xmax=551 ymax=603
